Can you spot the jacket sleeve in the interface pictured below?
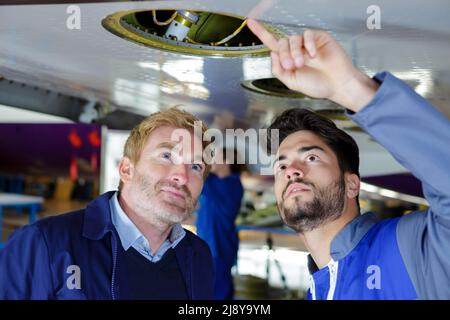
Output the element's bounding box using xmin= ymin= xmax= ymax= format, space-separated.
xmin=0 ymin=224 xmax=55 ymax=299
xmin=349 ymin=72 xmax=450 ymax=299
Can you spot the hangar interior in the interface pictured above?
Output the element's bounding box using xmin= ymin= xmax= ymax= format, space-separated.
xmin=1 ymin=0 xmax=449 ymax=299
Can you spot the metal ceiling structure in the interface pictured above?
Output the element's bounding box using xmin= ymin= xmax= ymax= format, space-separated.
xmin=0 ymin=0 xmax=449 ymax=179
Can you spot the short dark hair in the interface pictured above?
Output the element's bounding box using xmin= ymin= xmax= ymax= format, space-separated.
xmin=267 ymin=108 xmax=360 ymax=178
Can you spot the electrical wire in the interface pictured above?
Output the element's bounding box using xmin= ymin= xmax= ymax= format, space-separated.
xmin=152 ymin=10 xmax=177 ymax=26
xmin=185 ymin=36 xmax=203 ymax=44
xmin=211 ymin=19 xmax=248 ymax=46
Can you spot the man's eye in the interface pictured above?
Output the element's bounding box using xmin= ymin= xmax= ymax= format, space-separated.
xmin=161 ymin=152 xmax=172 ymax=160
xmin=191 ymin=164 xmax=203 ymax=172
xmin=275 ymin=164 xmax=286 ymax=173
xmin=307 ymin=155 xmax=318 ymax=162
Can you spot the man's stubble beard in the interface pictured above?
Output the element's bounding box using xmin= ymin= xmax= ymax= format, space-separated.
xmin=278 ymin=174 xmax=346 ymax=233
xmin=132 ymin=170 xmax=198 ymax=225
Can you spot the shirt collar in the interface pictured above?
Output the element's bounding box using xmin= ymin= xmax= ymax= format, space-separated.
xmin=109 ymin=191 xmax=185 ymax=251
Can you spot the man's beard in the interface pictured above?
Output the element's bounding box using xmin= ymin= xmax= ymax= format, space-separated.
xmin=132 ymin=171 xmax=197 ymax=225
xmin=278 ymin=175 xmax=346 ymax=233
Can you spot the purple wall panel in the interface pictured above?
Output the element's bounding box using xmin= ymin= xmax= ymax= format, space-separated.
xmin=0 ymin=123 xmax=101 ymax=177
xmin=362 ymin=173 xmax=424 ymax=198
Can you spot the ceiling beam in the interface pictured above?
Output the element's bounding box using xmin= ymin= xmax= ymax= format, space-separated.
xmin=0 ymin=78 xmax=87 ymax=121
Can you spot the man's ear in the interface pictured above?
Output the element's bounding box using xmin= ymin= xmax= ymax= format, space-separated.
xmin=345 ymin=173 xmax=360 ymax=199
xmin=118 ymin=157 xmax=134 ymax=186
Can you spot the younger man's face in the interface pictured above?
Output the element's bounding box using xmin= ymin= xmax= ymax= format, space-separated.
xmin=273 ymin=130 xmax=347 ymax=232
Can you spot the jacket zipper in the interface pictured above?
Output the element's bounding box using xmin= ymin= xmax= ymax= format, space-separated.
xmin=327 ymin=260 xmax=339 ymax=300
xmin=310 ymin=275 xmax=317 ymax=300
xmin=111 ymin=235 xmax=118 ymax=300
xmin=309 ymin=260 xmax=339 ymax=300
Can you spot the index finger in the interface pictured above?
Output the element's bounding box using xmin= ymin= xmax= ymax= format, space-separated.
xmin=247 ymin=19 xmax=279 ymax=51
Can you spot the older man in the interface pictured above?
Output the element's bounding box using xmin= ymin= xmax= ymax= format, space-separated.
xmin=0 ymin=108 xmax=214 ymax=299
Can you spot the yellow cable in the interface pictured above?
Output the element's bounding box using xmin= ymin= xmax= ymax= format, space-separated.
xmin=211 ymin=19 xmax=248 ymax=46
xmin=185 ymin=36 xmax=202 ymax=44
xmin=152 ymin=10 xmax=177 ymax=26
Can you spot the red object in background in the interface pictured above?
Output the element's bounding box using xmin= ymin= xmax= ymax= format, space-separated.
xmin=68 ymin=129 xmax=82 ymax=149
xmin=90 ymin=153 xmax=98 ymax=172
xmin=68 ymin=129 xmax=101 ymax=178
xmin=88 ymin=130 xmax=101 ymax=147
xmin=70 ymin=156 xmax=78 ymax=181
xmin=88 ymin=130 xmax=101 ymax=172
xmin=68 ymin=129 xmax=82 ymax=180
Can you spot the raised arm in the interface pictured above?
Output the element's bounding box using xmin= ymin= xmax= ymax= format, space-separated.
xmin=248 ymin=19 xmax=450 ymax=299
xmin=247 ymin=19 xmax=379 ymax=112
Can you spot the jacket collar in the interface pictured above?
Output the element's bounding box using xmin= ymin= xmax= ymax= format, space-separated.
xmin=307 ymin=212 xmax=378 ymax=274
xmin=82 ymin=191 xmax=116 ymax=240
xmin=330 ymin=212 xmax=378 ymax=261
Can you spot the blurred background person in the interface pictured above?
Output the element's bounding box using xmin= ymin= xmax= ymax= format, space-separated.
xmin=196 ymin=147 xmax=245 ymax=300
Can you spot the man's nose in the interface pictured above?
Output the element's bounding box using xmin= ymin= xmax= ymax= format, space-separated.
xmin=170 ymin=164 xmax=188 ymax=185
xmin=285 ymin=163 xmax=304 ymax=181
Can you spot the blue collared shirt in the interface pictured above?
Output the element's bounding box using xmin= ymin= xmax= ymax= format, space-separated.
xmin=109 ymin=192 xmax=186 ymax=263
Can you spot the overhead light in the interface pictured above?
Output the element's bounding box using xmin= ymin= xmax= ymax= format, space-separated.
xmin=394 ymin=69 xmax=433 ymax=97
xmin=137 ymin=62 xmax=161 ymax=71
xmin=360 ymin=182 xmax=429 ymax=206
xmin=113 ymin=78 xmax=160 ymax=114
xmin=242 ymin=57 xmax=272 ymax=80
xmin=161 ymin=59 xmax=204 ymax=84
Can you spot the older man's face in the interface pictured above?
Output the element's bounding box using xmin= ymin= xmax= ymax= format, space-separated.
xmin=126 ymin=126 xmax=205 ymax=224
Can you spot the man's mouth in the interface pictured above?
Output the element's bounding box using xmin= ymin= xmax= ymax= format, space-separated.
xmin=284 ymin=183 xmax=311 ymax=199
xmin=160 ymin=187 xmax=186 ymax=200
